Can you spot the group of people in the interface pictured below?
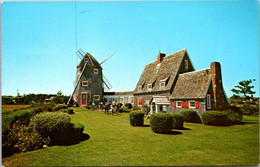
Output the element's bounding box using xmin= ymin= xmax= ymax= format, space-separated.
xmin=99 ymin=101 xmax=119 ymax=115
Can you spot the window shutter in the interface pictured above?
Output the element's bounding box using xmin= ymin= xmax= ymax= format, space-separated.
xmin=142 ymin=99 xmax=144 ymax=106
xmin=88 ymin=81 xmax=90 ymax=86
xmin=92 ymin=95 xmax=94 ymax=100
xmin=80 ymin=82 xmax=82 ymax=86
xmin=181 ymin=101 xmax=184 ymax=108
xmin=92 ymin=69 xmax=94 ymax=73
xmin=166 ymin=97 xmax=169 ymax=100
xmin=186 ymin=101 xmax=189 ymax=108
xmin=98 ymin=69 xmax=100 ymax=74
xmin=174 ymin=101 xmax=176 ymax=108
xmin=100 ymin=96 xmax=102 ymax=101
xmin=136 ymin=99 xmax=138 ymax=106
xmin=195 ymin=101 xmax=199 ymax=109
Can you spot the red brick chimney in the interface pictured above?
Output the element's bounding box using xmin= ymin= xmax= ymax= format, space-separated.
xmin=210 ymin=62 xmax=229 ymax=110
xmin=157 ymin=53 xmax=166 ymax=64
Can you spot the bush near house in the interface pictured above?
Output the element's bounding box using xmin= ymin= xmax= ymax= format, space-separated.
xmin=119 ymin=107 xmax=131 ymax=113
xmin=223 ymin=106 xmax=243 ymax=124
xmin=240 ymin=104 xmax=259 ymax=116
xmin=201 ymin=111 xmax=231 ymax=126
xmin=180 ymin=109 xmax=202 ymax=123
xmin=129 ymin=110 xmax=144 ymax=126
xmin=132 ymin=106 xmax=141 ymax=110
xmin=61 ymin=108 xmax=75 ymax=115
xmin=125 ymin=103 xmax=132 ymax=109
xmin=150 ymin=113 xmax=173 ymax=134
xmin=53 ymin=104 xmax=68 ymax=111
xmin=29 ymin=112 xmax=71 ymax=145
xmin=171 ymin=113 xmax=184 ymax=129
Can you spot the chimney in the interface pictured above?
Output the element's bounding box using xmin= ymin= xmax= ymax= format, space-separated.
xmin=210 ymin=62 xmax=228 ymax=110
xmin=157 ymin=53 xmax=166 ymax=64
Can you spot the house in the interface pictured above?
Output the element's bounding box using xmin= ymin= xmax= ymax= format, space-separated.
xmin=133 ymin=48 xmax=229 ymax=114
xmin=68 ymin=48 xmax=229 ymax=114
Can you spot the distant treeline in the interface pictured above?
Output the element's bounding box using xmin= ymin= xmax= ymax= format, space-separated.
xmin=2 ymin=92 xmax=70 ymax=105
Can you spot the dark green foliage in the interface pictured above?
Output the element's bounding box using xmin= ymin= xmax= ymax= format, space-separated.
xmin=150 ymin=113 xmax=173 ymax=133
xmin=125 ymin=103 xmax=132 ymax=109
xmin=117 ymin=103 xmax=123 ymax=108
xmin=171 ymin=113 xmax=184 ymax=129
xmin=133 ymin=106 xmax=141 ymax=110
xmin=86 ymin=105 xmax=91 ymax=109
xmin=201 ymin=111 xmax=231 ymax=126
xmin=223 ymin=106 xmax=243 ymax=124
xmin=241 ymin=104 xmax=259 ymax=115
xmin=180 ymin=109 xmax=202 ymax=123
xmin=129 ymin=111 xmax=144 ymax=126
xmin=53 ymin=104 xmax=68 ymax=111
xmin=29 ymin=112 xmax=71 ymax=144
xmin=61 ymin=108 xmax=75 ymax=114
xmin=31 ymin=103 xmax=55 ymax=113
xmin=2 ymin=96 xmax=14 ymax=104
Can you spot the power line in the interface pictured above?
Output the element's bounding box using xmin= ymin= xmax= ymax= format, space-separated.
xmin=74 ymin=1 xmax=78 ymax=65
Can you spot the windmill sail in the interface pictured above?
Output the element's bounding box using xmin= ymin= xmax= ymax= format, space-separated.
xmin=103 ymin=75 xmax=112 ymax=91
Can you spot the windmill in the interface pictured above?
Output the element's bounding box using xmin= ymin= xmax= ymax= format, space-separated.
xmin=67 ymin=48 xmax=114 ymax=106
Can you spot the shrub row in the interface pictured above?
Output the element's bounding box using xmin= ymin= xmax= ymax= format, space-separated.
xmin=53 ymin=104 xmax=68 ymax=111
xmin=180 ymin=109 xmax=201 ymax=123
xmin=61 ymin=108 xmax=75 ymax=114
xmin=150 ymin=113 xmax=173 ymax=133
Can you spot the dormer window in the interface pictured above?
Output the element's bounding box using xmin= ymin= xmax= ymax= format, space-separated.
xmin=160 ymin=82 xmax=165 ymax=88
xmin=185 ymin=59 xmax=188 ymax=70
xmin=147 ymin=84 xmax=152 ymax=91
xmin=138 ymin=86 xmax=142 ymax=92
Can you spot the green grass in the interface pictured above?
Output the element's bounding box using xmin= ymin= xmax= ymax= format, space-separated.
xmin=2 ymin=108 xmax=259 ymax=166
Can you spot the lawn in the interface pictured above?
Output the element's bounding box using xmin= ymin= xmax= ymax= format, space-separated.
xmin=2 ymin=108 xmax=259 ymax=166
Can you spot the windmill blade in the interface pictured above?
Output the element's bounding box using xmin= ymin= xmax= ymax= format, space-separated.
xmin=100 ymin=53 xmax=115 ymax=65
xmin=76 ymin=48 xmax=85 ymax=59
xmin=103 ymin=75 xmax=112 ymax=91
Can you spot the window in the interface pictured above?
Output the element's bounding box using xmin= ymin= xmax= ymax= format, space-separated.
xmin=185 ymin=60 xmax=188 ymax=69
xmin=160 ymin=82 xmax=165 ymax=88
xmin=94 ymin=95 xmax=100 ymax=101
xmin=138 ymin=86 xmax=142 ymax=91
xmin=147 ymin=84 xmax=152 ymax=91
xmin=82 ymin=81 xmax=89 ymax=87
xmin=94 ymin=69 xmax=99 ymax=74
xmin=189 ymin=101 xmax=195 ymax=108
xmin=176 ymin=101 xmax=182 ymax=108
xmin=138 ymin=98 xmax=143 ymax=106
xmin=207 ymin=94 xmax=211 ymax=109
xmin=84 ymin=58 xmax=90 ymax=62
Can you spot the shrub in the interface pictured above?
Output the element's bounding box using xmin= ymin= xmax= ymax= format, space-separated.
xmin=32 ymin=103 xmax=55 ymax=112
xmin=223 ymin=106 xmax=243 ymax=124
xmin=241 ymin=104 xmax=259 ymax=115
xmin=129 ymin=111 xmax=144 ymax=126
xmin=53 ymin=104 xmax=68 ymax=111
xmin=61 ymin=108 xmax=75 ymax=114
xmin=133 ymin=106 xmax=141 ymax=110
xmin=171 ymin=113 xmax=184 ymax=129
xmin=150 ymin=113 xmax=173 ymax=133
xmin=180 ymin=109 xmax=201 ymax=123
xmin=125 ymin=103 xmax=132 ymax=109
xmin=86 ymin=105 xmax=91 ymax=109
xmin=201 ymin=111 xmax=231 ymax=126
xmin=29 ymin=112 xmax=71 ymax=145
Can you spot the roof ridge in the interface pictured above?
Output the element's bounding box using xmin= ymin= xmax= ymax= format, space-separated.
xmin=179 ymin=68 xmax=210 ymax=75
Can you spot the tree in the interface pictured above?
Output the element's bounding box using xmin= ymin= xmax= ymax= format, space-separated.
xmin=231 ymin=79 xmax=256 ymax=104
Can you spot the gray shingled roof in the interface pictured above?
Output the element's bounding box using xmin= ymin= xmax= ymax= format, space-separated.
xmin=170 ymin=69 xmax=212 ymax=99
xmin=134 ymin=48 xmax=187 ymax=94
xmin=78 ymin=53 xmax=101 ymax=68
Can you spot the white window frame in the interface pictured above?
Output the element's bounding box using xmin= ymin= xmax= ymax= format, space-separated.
xmin=94 ymin=69 xmax=99 ymax=74
xmin=176 ymin=101 xmax=182 ymax=108
xmin=185 ymin=59 xmax=188 ymax=69
xmin=94 ymin=95 xmax=100 ymax=101
xmin=138 ymin=86 xmax=142 ymax=92
xmin=138 ymin=98 xmax=142 ymax=106
xmin=82 ymin=81 xmax=89 ymax=87
xmin=160 ymin=82 xmax=165 ymax=88
xmin=147 ymin=84 xmax=152 ymax=91
xmin=84 ymin=58 xmax=89 ymax=62
xmin=189 ymin=101 xmax=196 ymax=108
xmin=207 ymin=94 xmax=211 ymax=109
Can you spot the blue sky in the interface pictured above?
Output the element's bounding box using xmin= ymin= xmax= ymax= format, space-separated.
xmin=1 ymin=1 xmax=259 ymax=97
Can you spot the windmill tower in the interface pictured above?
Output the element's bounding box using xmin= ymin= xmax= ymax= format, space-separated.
xmin=67 ymin=48 xmax=113 ymax=106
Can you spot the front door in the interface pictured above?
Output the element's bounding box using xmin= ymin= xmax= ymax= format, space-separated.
xmin=82 ymin=93 xmax=87 ymax=105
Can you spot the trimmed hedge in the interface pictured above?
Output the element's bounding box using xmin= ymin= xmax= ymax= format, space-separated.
xmin=171 ymin=113 xmax=184 ymax=129
xmin=180 ymin=109 xmax=201 ymax=123
xmin=61 ymin=108 xmax=75 ymax=114
xmin=29 ymin=112 xmax=71 ymax=144
xmin=53 ymin=104 xmax=68 ymax=111
xmin=201 ymin=111 xmax=231 ymax=126
xmin=125 ymin=103 xmax=132 ymax=109
xmin=150 ymin=113 xmax=173 ymax=134
xmin=129 ymin=111 xmax=144 ymax=126
xmin=224 ymin=109 xmax=243 ymax=124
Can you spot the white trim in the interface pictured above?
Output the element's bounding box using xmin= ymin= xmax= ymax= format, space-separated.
xmin=94 ymin=95 xmax=100 ymax=101
xmin=82 ymin=81 xmax=89 ymax=86
xmin=84 ymin=58 xmax=89 ymax=62
xmin=189 ymin=101 xmax=196 ymax=108
xmin=185 ymin=59 xmax=188 ymax=70
xmin=138 ymin=86 xmax=142 ymax=92
xmin=159 ymin=82 xmax=165 ymax=88
xmin=176 ymin=101 xmax=182 ymax=108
